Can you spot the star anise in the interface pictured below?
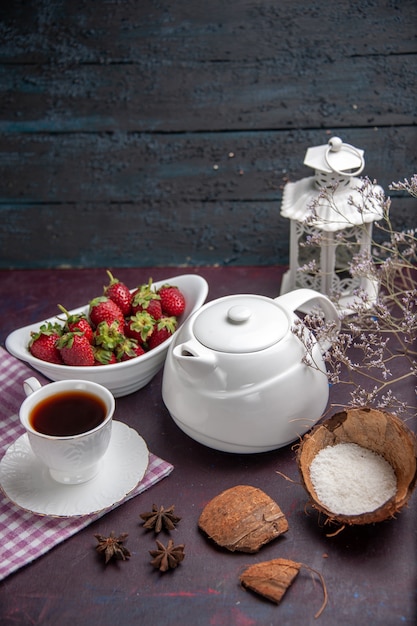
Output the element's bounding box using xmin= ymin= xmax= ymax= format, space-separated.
xmin=140 ymin=504 xmax=181 ymax=533
xmin=149 ymin=539 xmax=185 ymax=572
xmin=94 ymin=531 xmax=131 ymax=564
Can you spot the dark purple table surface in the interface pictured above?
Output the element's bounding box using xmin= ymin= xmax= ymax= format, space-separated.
xmin=0 ymin=267 xmax=416 ymax=626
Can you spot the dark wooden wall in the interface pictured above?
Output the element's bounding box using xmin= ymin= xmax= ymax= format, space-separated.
xmin=1 ymin=0 xmax=416 ymax=269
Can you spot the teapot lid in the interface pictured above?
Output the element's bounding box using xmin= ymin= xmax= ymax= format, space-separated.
xmin=193 ymin=295 xmax=289 ymax=353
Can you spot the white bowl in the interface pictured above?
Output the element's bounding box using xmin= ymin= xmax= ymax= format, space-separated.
xmin=5 ymin=274 xmax=209 ymax=398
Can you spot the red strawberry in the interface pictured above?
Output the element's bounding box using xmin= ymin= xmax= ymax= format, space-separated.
xmin=89 ymin=296 xmax=124 ymax=329
xmin=104 ymin=270 xmax=132 ymax=316
xmin=131 ymin=278 xmax=162 ymax=319
xmin=69 ymin=317 xmax=94 ymax=344
xmin=29 ymin=322 xmax=63 ymax=364
xmin=57 ymin=332 xmax=95 ymax=366
xmin=132 ymin=297 xmax=162 ymax=320
xmin=158 ymin=285 xmax=186 ymax=316
xmin=116 ymin=337 xmax=146 ymax=361
xmin=94 ymin=320 xmax=124 ymax=351
xmin=124 ymin=311 xmax=155 ymax=344
xmin=147 ymin=316 xmax=177 ymax=350
xmin=93 ymin=346 xmax=118 ymax=366
xmin=57 ymin=305 xmax=94 ymax=344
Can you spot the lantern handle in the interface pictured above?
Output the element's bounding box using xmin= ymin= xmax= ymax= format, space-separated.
xmin=324 ymin=137 xmax=365 ymax=177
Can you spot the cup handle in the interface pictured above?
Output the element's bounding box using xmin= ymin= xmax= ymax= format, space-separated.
xmin=23 ymin=377 xmax=42 ymax=396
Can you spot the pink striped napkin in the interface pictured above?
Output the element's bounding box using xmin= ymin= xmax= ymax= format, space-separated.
xmin=0 ymin=346 xmax=173 ymax=581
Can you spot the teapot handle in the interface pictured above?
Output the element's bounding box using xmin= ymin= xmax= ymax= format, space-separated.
xmin=275 ymin=288 xmax=341 ymax=353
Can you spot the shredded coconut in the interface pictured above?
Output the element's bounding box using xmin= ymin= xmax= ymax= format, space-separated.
xmin=309 ymin=442 xmax=397 ymax=516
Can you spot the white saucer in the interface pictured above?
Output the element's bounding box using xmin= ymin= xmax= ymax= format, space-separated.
xmin=0 ymin=421 xmax=149 ymax=517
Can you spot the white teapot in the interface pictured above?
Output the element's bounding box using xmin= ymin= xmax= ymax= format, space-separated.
xmin=162 ymin=288 xmax=340 ymax=453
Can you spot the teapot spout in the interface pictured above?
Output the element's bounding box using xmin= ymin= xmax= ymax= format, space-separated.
xmin=172 ymin=340 xmax=218 ymax=378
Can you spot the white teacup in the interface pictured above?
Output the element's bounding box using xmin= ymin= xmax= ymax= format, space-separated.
xmin=20 ymin=377 xmax=115 ymax=484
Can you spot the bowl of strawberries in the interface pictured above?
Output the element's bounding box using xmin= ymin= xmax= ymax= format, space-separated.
xmin=5 ymin=272 xmax=209 ymax=397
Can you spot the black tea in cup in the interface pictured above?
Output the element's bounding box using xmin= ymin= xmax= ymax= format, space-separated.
xmin=29 ymin=390 xmax=107 ymax=437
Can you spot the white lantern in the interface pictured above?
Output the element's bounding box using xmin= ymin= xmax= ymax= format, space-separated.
xmin=280 ymin=137 xmax=384 ymax=315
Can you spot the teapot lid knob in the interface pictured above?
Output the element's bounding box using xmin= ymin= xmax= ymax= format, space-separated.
xmin=227 ymin=305 xmax=252 ymax=324
xmin=193 ymin=295 xmax=289 ymax=353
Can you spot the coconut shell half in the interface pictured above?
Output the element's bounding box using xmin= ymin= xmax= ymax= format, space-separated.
xmin=297 ymin=407 xmax=417 ymax=526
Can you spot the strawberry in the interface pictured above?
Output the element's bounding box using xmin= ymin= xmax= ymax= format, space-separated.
xmin=124 ymin=311 xmax=155 ymax=344
xmin=29 ymin=322 xmax=63 ymax=364
xmin=57 ymin=332 xmax=95 ymax=366
xmin=158 ymin=284 xmax=186 ymax=316
xmin=131 ymin=278 xmax=162 ymax=319
xmin=104 ymin=270 xmax=132 ymax=316
xmin=69 ymin=317 xmax=94 ymax=344
xmin=94 ymin=320 xmax=124 ymax=351
xmin=116 ymin=337 xmax=146 ymax=361
xmin=89 ymin=296 xmax=124 ymax=329
xmin=147 ymin=316 xmax=178 ymax=350
xmin=93 ymin=346 xmax=118 ymax=366
xmin=132 ymin=297 xmax=162 ymax=320
xmin=57 ymin=305 xmax=94 ymax=344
